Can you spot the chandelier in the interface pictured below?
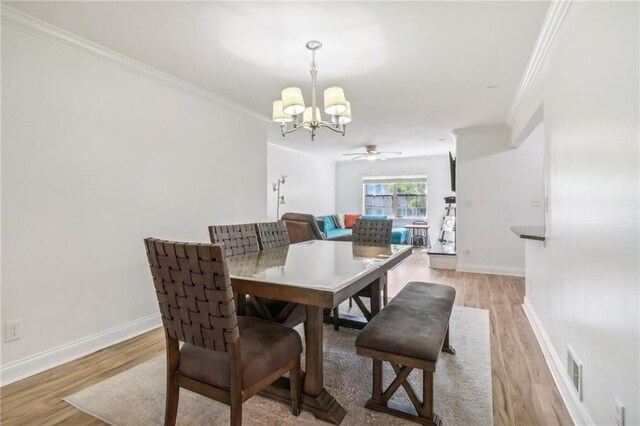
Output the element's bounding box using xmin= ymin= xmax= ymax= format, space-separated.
xmin=272 ymin=41 xmax=352 ymax=141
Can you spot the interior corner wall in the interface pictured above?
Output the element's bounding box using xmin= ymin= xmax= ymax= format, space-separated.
xmin=266 ymin=144 xmax=336 ymax=219
xmin=455 ymin=125 xmax=545 ymax=276
xmin=335 ymin=155 xmax=452 ymax=246
xmin=1 ymin=24 xmax=268 ymax=383
xmin=511 ymin=2 xmax=640 ymax=425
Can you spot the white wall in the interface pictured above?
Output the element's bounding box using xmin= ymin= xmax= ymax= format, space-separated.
xmin=335 ymin=155 xmax=452 ymax=246
xmin=1 ymin=24 xmax=268 ymax=383
xmin=512 ymin=2 xmax=639 ymax=425
xmin=266 ymin=144 xmax=335 ymax=219
xmin=455 ymin=124 xmax=544 ymax=276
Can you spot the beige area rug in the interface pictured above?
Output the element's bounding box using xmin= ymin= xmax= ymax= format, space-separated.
xmin=64 ymin=306 xmax=492 ymax=425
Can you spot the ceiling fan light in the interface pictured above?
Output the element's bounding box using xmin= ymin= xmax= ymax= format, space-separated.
xmin=338 ymin=101 xmax=352 ymax=124
xmin=282 ymin=87 xmax=305 ymax=115
xmin=272 ymin=100 xmax=292 ymax=123
xmin=366 ymin=154 xmax=377 ymax=161
xmin=324 ymin=86 xmax=347 ymax=115
xmin=303 ymin=106 xmax=322 ymax=123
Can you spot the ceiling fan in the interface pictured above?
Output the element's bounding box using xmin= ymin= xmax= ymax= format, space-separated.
xmin=342 ymin=145 xmax=402 ymax=161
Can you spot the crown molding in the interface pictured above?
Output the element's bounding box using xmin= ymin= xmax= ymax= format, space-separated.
xmin=450 ymin=123 xmax=509 ymax=137
xmin=506 ymin=0 xmax=573 ymax=124
xmin=1 ymin=6 xmax=271 ymax=124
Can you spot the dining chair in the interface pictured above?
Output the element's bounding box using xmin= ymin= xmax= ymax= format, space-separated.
xmin=280 ymin=212 xmax=324 ymax=243
xmin=333 ymin=219 xmax=393 ymax=330
xmin=208 ymin=224 xmax=260 ymax=257
xmin=351 ymin=218 xmax=393 ymax=245
xmin=209 ymin=222 xmax=304 ymax=328
xmin=144 ymin=238 xmax=302 ymax=426
xmin=255 ymin=221 xmax=290 ymax=250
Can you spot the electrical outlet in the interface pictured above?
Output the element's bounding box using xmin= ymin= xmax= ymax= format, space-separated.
xmin=464 ymin=200 xmax=473 ymax=208
xmin=615 ymin=398 xmax=625 ymax=426
xmin=530 ymin=198 xmax=541 ymax=207
xmin=5 ymin=319 xmax=22 ymax=342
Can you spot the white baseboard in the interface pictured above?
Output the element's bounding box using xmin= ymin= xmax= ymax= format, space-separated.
xmin=455 ymin=263 xmax=524 ymax=277
xmin=0 ymin=313 xmax=161 ymax=386
xmin=522 ymin=297 xmax=596 ymax=426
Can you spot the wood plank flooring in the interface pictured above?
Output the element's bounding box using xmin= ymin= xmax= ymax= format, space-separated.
xmin=0 ymin=249 xmax=573 ymax=425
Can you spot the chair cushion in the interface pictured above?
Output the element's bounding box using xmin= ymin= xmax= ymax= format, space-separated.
xmin=178 ymin=316 xmax=302 ymax=389
xmin=355 ymin=282 xmax=455 ymax=363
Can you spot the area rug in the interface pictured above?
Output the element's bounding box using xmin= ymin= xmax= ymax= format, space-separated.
xmin=64 ymin=306 xmax=492 ymax=425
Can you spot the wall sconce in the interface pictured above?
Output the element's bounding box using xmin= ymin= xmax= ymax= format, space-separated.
xmin=271 ymin=175 xmax=287 ymax=218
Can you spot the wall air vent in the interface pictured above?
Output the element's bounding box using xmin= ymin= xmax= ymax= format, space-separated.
xmin=566 ymin=344 xmax=583 ymax=401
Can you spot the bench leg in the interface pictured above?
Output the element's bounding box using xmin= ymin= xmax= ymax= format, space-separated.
xmin=372 ymin=359 xmax=383 ymax=404
xmin=364 ymin=360 xmax=443 ymax=426
xmin=442 ymin=326 xmax=456 ymax=354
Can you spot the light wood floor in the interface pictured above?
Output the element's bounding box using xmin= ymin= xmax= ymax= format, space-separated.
xmin=0 ymin=249 xmax=573 ymax=425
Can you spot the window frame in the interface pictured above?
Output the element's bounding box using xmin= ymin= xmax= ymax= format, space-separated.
xmin=362 ymin=176 xmax=428 ymax=219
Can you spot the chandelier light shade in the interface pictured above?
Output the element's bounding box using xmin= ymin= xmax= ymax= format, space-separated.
xmin=303 ymin=106 xmax=322 ymax=124
xmin=338 ymin=101 xmax=352 ymax=124
xmin=272 ymin=41 xmax=351 ymax=141
xmin=281 ymin=87 xmax=305 ymax=115
xmin=272 ymin=100 xmax=292 ymax=123
xmin=323 ymin=87 xmax=347 ymax=115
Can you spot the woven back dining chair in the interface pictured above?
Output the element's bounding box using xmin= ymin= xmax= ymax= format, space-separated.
xmin=208 ymin=224 xmax=260 ymax=257
xmin=255 ymin=221 xmax=290 ymax=250
xmin=332 ymin=219 xmax=393 ymax=331
xmin=352 ymin=219 xmax=393 ymax=245
xmin=144 ymin=238 xmax=301 ymax=426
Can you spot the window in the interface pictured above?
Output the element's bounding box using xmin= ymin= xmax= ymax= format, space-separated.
xmin=363 ymin=176 xmax=427 ymax=218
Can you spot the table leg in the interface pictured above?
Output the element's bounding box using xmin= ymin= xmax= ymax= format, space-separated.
xmin=303 ymin=306 xmax=324 ymax=396
xmin=370 ymin=276 xmax=382 ymax=316
xmin=261 ymin=305 xmax=346 ymax=424
xmin=302 ymin=305 xmax=347 ymax=423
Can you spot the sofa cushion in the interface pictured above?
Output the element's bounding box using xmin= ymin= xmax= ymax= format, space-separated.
xmin=344 ymin=213 xmax=361 ymax=228
xmin=335 ymin=214 xmax=346 ymax=229
xmin=323 ymin=215 xmax=336 ymax=232
xmin=326 ymin=228 xmax=353 ymax=239
xmin=391 ymin=228 xmax=410 ymax=244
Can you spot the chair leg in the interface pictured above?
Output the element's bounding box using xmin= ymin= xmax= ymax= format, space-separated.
xmin=165 ymin=337 xmax=180 ymax=426
xmin=230 ymin=393 xmax=242 ymax=426
xmin=383 ymin=283 xmax=388 ymax=306
xmin=333 ymin=307 xmax=340 ymax=331
xmin=164 ymin=377 xmax=179 ymax=426
xmin=349 ymin=297 xmax=353 ymax=308
xmin=290 ymin=358 xmax=302 ymax=416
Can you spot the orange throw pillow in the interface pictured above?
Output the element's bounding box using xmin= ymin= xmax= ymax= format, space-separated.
xmin=344 ymin=213 xmax=361 ymax=228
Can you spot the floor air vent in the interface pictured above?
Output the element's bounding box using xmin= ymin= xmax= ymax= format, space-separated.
xmin=566 ymin=345 xmax=583 ymax=400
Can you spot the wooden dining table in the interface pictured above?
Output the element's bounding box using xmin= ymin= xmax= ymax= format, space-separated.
xmin=226 ymin=239 xmax=413 ymax=424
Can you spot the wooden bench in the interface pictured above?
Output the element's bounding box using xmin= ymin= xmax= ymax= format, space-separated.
xmin=355 ymin=281 xmax=456 ymax=425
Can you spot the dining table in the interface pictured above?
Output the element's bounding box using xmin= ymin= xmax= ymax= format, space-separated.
xmin=226 ymin=239 xmax=413 ymax=424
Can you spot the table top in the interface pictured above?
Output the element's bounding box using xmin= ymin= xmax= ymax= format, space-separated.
xmin=227 ymin=239 xmax=412 ymax=294
xmin=404 ymin=223 xmax=430 ymax=229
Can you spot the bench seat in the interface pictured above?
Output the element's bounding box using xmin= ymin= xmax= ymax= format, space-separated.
xmin=355 ymin=281 xmax=456 ymax=425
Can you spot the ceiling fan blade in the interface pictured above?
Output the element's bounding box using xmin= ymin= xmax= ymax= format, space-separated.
xmin=342 ymin=153 xmax=365 ymax=156
xmin=379 ymin=151 xmax=402 ymax=155
xmin=350 ymin=154 xmax=367 ymax=160
xmin=377 ymin=154 xmax=388 ymax=161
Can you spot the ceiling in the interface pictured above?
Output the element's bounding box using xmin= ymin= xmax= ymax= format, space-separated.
xmin=7 ymin=1 xmax=549 ymax=160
